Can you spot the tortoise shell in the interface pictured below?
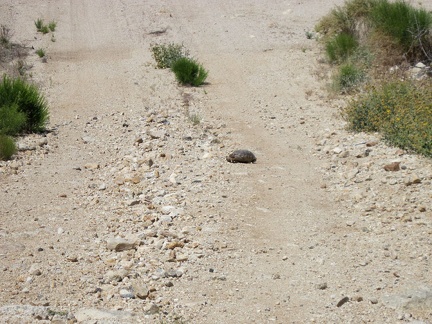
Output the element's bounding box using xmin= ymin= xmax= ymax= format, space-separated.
xmin=226 ymin=150 xmax=257 ymax=163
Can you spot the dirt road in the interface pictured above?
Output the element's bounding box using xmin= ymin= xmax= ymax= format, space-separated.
xmin=1 ymin=1 xmax=432 ymax=323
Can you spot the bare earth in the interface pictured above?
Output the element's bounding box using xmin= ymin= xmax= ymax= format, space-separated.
xmin=1 ymin=1 xmax=432 ymax=323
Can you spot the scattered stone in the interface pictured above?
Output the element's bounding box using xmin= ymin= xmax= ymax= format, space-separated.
xmin=366 ymin=141 xmax=378 ymax=147
xmin=384 ymin=162 xmax=400 ymax=172
xmin=352 ymin=295 xmax=363 ymax=302
xmin=148 ymin=129 xmax=165 ymax=139
xmin=66 ymin=255 xmax=78 ymax=262
xmin=119 ymin=288 xmax=135 ymax=299
xmin=370 ymin=298 xmax=379 ymax=304
xmin=316 ymin=282 xmax=328 ymax=290
xmin=28 ymin=264 xmax=42 ymax=276
xmin=333 ymin=147 xmax=343 ymax=154
xmin=144 ymin=303 xmax=159 ymax=315
xmin=404 ymin=174 xmax=421 ymax=186
xmin=132 ymin=281 xmax=149 ymax=299
xmin=126 ymin=199 xmax=140 ymax=206
xmin=84 ymin=163 xmax=100 ymax=170
xmin=106 ymin=237 xmax=138 ymax=252
xmin=336 ymin=296 xmax=350 ymax=307
xmin=104 ymin=269 xmax=129 ymax=283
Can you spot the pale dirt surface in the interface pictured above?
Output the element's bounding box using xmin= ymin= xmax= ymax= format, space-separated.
xmin=1 ymin=1 xmax=432 ymax=323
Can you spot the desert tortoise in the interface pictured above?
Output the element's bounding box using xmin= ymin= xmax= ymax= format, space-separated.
xmin=226 ymin=150 xmax=256 ymax=163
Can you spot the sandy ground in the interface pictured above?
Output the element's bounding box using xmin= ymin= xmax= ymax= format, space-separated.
xmin=1 ymin=1 xmax=432 ymax=323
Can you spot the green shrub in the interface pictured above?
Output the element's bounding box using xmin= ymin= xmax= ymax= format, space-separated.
xmin=171 ymin=57 xmax=208 ymax=86
xmin=369 ymin=0 xmax=432 ymax=60
xmin=343 ymin=80 xmax=432 ymax=156
xmin=0 ymin=103 xmax=27 ymax=135
xmin=0 ymin=134 xmax=17 ymax=160
xmin=334 ymin=63 xmax=365 ymax=92
xmin=36 ymin=48 xmax=45 ymax=58
xmin=326 ymin=32 xmax=359 ymax=63
xmin=0 ymin=76 xmax=49 ymax=132
xmin=151 ymin=43 xmax=189 ymax=69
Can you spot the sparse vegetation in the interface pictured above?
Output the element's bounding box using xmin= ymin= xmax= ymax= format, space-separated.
xmin=48 ymin=21 xmax=57 ymax=32
xmin=305 ymin=31 xmax=315 ymax=39
xmin=188 ymin=112 xmax=202 ymax=125
xmin=369 ymin=0 xmax=432 ymax=61
xmin=151 ymin=43 xmax=189 ymax=69
xmin=0 ymin=25 xmax=12 ymax=47
xmin=36 ymin=48 xmax=45 ymax=58
xmin=15 ymin=60 xmax=30 ymax=77
xmin=171 ymin=57 xmax=208 ymax=86
xmin=34 ymin=18 xmax=44 ymax=32
xmin=318 ymin=0 xmax=432 ymax=157
xmin=151 ymin=43 xmax=208 ymax=87
xmin=35 ymin=18 xmax=55 ymax=35
xmin=317 ymin=0 xmax=432 ymax=66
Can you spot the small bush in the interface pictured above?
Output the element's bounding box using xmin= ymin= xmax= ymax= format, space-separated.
xmin=151 ymin=43 xmax=189 ymax=69
xmin=36 ymin=48 xmax=45 ymax=58
xmin=334 ymin=63 xmax=365 ymax=92
xmin=48 ymin=21 xmax=57 ymax=32
xmin=343 ymin=80 xmax=432 ymax=156
xmin=0 ymin=76 xmax=49 ymax=132
xmin=171 ymin=57 xmax=208 ymax=86
xmin=326 ymin=32 xmax=359 ymax=63
xmin=0 ymin=134 xmax=17 ymax=160
xmin=0 ymin=103 xmax=27 ymax=135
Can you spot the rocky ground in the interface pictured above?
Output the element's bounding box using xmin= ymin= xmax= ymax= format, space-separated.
xmin=0 ymin=0 xmax=431 ymax=323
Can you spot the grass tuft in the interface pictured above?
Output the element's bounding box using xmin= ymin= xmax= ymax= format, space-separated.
xmin=325 ymin=32 xmax=359 ymax=63
xmin=36 ymin=48 xmax=45 ymax=58
xmin=0 ymin=134 xmax=17 ymax=160
xmin=0 ymin=76 xmax=49 ymax=133
xmin=171 ymin=57 xmax=208 ymax=86
xmin=48 ymin=21 xmax=57 ymax=32
xmin=35 ymin=18 xmax=44 ymax=32
xmin=334 ymin=63 xmax=365 ymax=92
xmin=0 ymin=103 xmax=27 ymax=135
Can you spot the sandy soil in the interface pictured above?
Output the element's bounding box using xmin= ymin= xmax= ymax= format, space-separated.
xmin=1 ymin=1 xmax=432 ymax=323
